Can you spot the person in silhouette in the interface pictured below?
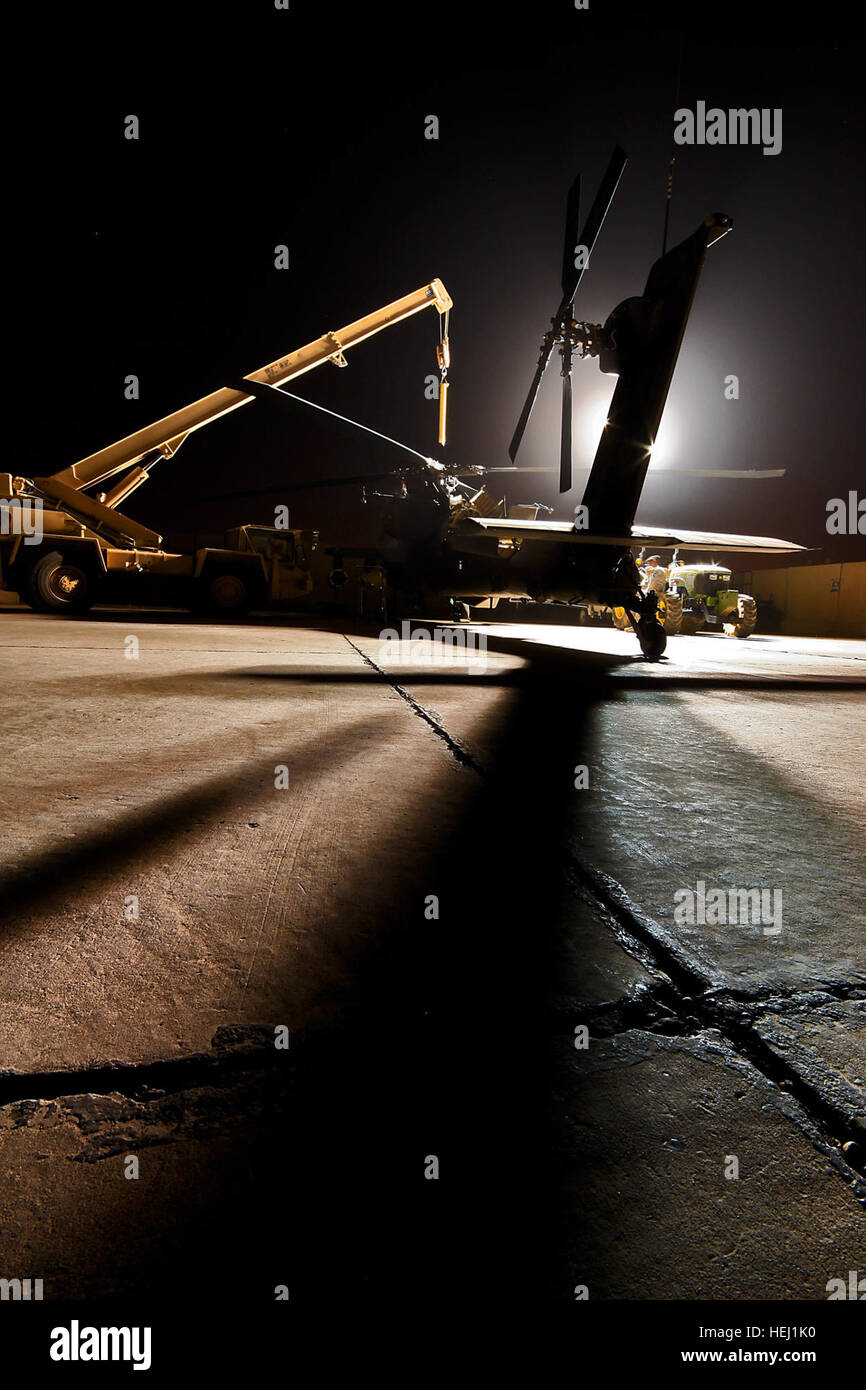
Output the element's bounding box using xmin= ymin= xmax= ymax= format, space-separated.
xmin=640 ymin=555 xmax=668 ymax=596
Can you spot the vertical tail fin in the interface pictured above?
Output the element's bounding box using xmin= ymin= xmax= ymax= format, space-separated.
xmin=580 ymin=213 xmax=732 ymax=534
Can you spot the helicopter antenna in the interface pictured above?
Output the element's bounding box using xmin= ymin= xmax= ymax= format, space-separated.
xmin=662 ymin=35 xmax=685 ymax=256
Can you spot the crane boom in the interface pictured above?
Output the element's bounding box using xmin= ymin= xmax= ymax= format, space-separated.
xmin=51 ymin=279 xmax=453 ymax=494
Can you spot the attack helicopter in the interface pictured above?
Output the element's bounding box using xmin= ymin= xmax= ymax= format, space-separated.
xmin=211 ymin=145 xmax=803 ymax=660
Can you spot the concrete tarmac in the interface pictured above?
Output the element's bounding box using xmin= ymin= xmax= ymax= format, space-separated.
xmin=0 ymin=610 xmax=863 ymax=1301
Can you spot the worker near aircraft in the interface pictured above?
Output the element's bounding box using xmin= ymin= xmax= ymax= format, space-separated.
xmin=640 ymin=555 xmax=668 ymax=595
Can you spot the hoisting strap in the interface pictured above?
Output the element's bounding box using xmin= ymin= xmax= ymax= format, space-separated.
xmin=238 ymin=378 xmax=437 ymax=466
xmin=436 ymin=306 xmax=451 ymax=446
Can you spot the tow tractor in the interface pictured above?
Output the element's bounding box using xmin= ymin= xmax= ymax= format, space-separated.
xmin=606 ymin=551 xmax=759 ymax=637
xmin=665 ymin=556 xmax=758 ymax=637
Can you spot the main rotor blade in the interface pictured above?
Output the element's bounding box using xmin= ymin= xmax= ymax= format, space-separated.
xmin=204 ymin=471 xmax=400 ymax=503
xmin=206 ymin=463 xmax=784 ymax=502
xmin=508 ymin=337 xmax=557 ymax=462
xmin=560 ymin=360 xmax=573 ymax=493
xmin=569 ymin=466 xmax=786 ymax=478
xmin=561 ymin=174 xmax=581 ymax=298
xmin=510 ymin=148 xmax=627 ymax=464
xmin=559 ymin=145 xmax=627 ymax=311
xmin=649 ymin=467 xmax=786 ymax=479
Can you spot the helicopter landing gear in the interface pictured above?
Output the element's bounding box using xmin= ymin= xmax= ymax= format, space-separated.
xmin=616 ymin=589 xmax=667 ymax=661
xmin=635 ymin=614 xmax=667 ymax=662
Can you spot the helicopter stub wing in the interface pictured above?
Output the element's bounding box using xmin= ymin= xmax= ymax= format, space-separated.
xmin=465 ymin=516 xmax=806 ymax=554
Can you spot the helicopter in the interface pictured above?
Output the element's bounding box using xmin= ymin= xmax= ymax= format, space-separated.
xmin=212 ymin=145 xmax=803 ymax=661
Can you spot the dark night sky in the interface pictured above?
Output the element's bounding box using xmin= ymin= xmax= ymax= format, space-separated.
xmin=12 ymin=1 xmax=865 ymax=565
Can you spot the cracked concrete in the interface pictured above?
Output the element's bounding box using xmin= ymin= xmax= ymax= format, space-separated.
xmin=752 ymin=999 xmax=866 ymax=1131
xmin=1 ymin=613 xmax=864 ymax=1300
xmin=561 ymin=1028 xmax=865 ymax=1300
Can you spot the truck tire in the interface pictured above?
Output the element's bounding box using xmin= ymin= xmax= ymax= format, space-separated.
xmin=28 ymin=551 xmax=95 ymax=615
xmin=724 ymin=594 xmax=758 ymax=639
xmin=611 ymin=605 xmax=633 ymax=631
xmin=660 ymin=592 xmax=684 ymax=635
xmin=193 ymin=567 xmax=263 ymax=618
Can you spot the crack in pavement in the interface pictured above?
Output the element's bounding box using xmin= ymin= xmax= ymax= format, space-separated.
xmin=0 ymin=1026 xmax=278 ymax=1107
xmin=344 ymin=636 xmax=865 ymax=1191
xmin=563 ymin=1026 xmax=866 ymax=1201
xmin=342 ymin=635 xmax=485 ymax=773
xmin=564 ymin=861 xmax=866 ymax=1187
xmin=5 ymin=636 xmax=861 ymax=1203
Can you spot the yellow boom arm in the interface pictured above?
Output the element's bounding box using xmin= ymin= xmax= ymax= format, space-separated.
xmin=52 ymin=279 xmax=452 ymax=495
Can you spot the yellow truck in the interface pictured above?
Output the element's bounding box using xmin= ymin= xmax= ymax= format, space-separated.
xmin=0 ymin=280 xmax=452 ymax=616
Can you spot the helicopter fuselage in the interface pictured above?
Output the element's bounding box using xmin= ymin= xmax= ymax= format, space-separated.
xmin=367 ymin=471 xmax=644 ymax=614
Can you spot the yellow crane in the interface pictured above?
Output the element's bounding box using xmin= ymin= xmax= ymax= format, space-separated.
xmin=0 ymin=279 xmax=452 ymax=614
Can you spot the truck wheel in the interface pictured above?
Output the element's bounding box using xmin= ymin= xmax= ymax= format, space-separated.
xmin=193 ymin=568 xmax=261 ymax=617
xmin=724 ymin=594 xmax=758 ymax=639
xmin=660 ymin=592 xmax=684 ymax=635
xmin=611 ymin=605 xmax=633 ymax=631
xmin=29 ymin=551 xmax=95 ymax=614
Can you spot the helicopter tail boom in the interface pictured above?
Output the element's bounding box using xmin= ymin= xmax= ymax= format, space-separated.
xmin=578 ymin=213 xmax=732 ymax=535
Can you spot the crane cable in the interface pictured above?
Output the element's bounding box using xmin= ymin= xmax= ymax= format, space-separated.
xmin=264 ymin=384 xmax=437 ymax=466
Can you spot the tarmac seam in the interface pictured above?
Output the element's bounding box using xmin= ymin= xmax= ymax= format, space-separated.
xmin=342 ymin=636 xmax=484 ymax=772
xmin=203 ymin=631 xmax=865 ymax=1198
xmin=378 ymin=674 xmax=866 ymax=1190
xmin=564 ymin=1026 xmax=865 ymax=1200
xmin=561 ymin=859 xmax=866 ymax=1187
xmin=0 ymin=1026 xmax=277 ymax=1108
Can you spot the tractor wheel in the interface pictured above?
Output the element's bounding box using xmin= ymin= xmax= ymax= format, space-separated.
xmin=611 ymin=605 xmax=633 ymax=631
xmin=724 ymin=594 xmax=758 ymax=639
xmin=28 ymin=551 xmax=95 ymax=615
xmin=636 ymin=615 xmax=667 ymax=662
xmin=660 ymin=592 xmax=684 ymax=635
xmin=680 ymin=616 xmax=701 ymax=635
xmin=192 ymin=567 xmax=262 ymax=618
